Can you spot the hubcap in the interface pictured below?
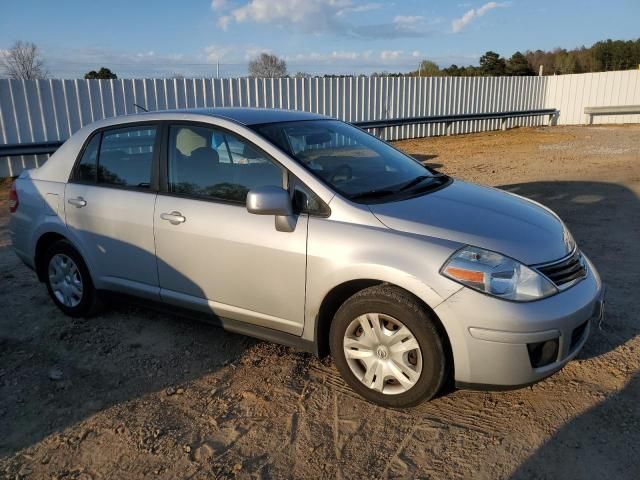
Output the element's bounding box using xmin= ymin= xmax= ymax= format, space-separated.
xmin=343 ymin=313 xmax=423 ymax=395
xmin=48 ymin=254 xmax=83 ymax=308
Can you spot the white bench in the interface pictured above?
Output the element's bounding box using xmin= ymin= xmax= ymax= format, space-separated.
xmin=584 ymin=105 xmax=640 ymax=124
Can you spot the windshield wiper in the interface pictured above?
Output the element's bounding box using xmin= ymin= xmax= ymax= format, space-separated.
xmin=351 ymin=174 xmax=448 ymax=201
xmin=398 ymin=173 xmax=447 ymax=192
xmin=349 ymin=189 xmax=397 ymax=201
xmin=398 ymin=175 xmax=430 ymax=191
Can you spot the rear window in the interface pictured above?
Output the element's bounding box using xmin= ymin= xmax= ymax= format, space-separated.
xmin=98 ymin=127 xmax=157 ymax=188
xmin=73 ymin=125 xmax=157 ymax=188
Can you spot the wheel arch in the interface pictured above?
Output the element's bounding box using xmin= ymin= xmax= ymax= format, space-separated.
xmin=314 ymin=279 xmax=454 ymax=380
xmin=34 ymin=232 xmax=68 ymax=282
xmin=34 ymin=231 xmax=94 ymax=286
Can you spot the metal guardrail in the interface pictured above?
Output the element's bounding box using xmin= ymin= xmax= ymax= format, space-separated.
xmin=584 ymin=105 xmax=640 ymax=124
xmin=0 ymin=108 xmax=559 ymax=159
xmin=355 ymin=108 xmax=559 ymax=132
xmin=0 ymin=140 xmax=64 ymax=158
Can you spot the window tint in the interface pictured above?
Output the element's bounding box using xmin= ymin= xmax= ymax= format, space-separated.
xmin=76 ymin=134 xmax=100 ymax=182
xmin=168 ymin=125 xmax=284 ymax=203
xmin=97 ymin=126 xmax=157 ymax=188
xmin=256 ymin=120 xmax=437 ymax=201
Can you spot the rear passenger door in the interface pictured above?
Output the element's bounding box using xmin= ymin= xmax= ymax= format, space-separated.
xmin=153 ymin=123 xmax=308 ymax=335
xmin=65 ymin=124 xmax=161 ymax=300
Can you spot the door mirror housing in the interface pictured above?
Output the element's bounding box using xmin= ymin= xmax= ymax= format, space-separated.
xmin=246 ymin=186 xmax=296 ymax=232
xmin=246 ymin=186 xmax=293 ymax=216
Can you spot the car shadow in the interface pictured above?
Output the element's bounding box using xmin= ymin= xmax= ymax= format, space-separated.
xmin=498 ymin=180 xmax=639 ymax=360
xmin=410 ymin=153 xmax=443 ymax=170
xmin=510 ymin=372 xmax=640 ymax=479
xmin=0 ymin=218 xmax=258 ymax=457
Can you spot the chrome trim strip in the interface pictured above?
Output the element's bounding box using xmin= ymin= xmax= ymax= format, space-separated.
xmin=530 ymin=247 xmax=578 ymax=268
xmin=532 ymin=248 xmax=587 ymax=291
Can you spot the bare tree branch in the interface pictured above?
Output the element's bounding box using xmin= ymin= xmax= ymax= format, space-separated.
xmin=1 ymin=41 xmax=48 ymax=80
xmin=248 ymin=53 xmax=287 ymax=78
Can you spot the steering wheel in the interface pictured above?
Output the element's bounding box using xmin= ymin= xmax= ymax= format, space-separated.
xmin=329 ymin=164 xmax=353 ymax=184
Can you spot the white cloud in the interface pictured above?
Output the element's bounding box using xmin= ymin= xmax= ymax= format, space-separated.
xmin=212 ymin=0 xmax=431 ymax=38
xmin=336 ymin=2 xmax=383 ymax=15
xmin=204 ymin=44 xmax=235 ymax=62
xmin=211 ymin=0 xmax=227 ymax=10
xmin=380 ymin=50 xmax=403 ymax=60
xmin=451 ymin=1 xmax=511 ymax=33
xmin=225 ymin=0 xmax=349 ymax=31
xmin=285 ymin=50 xmax=365 ymax=63
xmin=393 ymin=15 xmax=423 ymax=25
xmin=36 ymin=47 xmax=222 ymax=78
xmin=218 ymin=15 xmax=232 ymax=30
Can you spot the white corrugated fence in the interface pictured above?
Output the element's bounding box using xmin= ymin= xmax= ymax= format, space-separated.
xmin=1 ymin=70 xmax=638 ymax=177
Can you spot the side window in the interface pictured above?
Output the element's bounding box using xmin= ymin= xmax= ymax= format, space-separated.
xmin=75 ymin=134 xmax=101 ymax=182
xmin=97 ymin=126 xmax=157 ymax=188
xmin=168 ymin=125 xmax=284 ymax=203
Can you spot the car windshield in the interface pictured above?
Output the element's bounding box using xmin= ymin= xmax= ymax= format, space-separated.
xmin=254 ymin=120 xmax=448 ymax=203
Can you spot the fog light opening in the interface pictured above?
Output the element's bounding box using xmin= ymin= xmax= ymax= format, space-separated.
xmin=527 ymin=338 xmax=559 ymax=368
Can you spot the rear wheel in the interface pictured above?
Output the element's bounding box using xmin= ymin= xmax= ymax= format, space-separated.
xmin=44 ymin=240 xmax=102 ymax=317
xmin=329 ymin=285 xmax=447 ymax=408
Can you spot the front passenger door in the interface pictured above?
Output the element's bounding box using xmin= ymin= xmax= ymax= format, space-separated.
xmin=153 ymin=123 xmax=308 ymax=335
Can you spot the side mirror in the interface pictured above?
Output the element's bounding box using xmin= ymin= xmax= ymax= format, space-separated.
xmin=246 ymin=186 xmax=296 ymax=232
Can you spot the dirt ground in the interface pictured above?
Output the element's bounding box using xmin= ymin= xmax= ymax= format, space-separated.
xmin=1 ymin=125 xmax=639 ymax=479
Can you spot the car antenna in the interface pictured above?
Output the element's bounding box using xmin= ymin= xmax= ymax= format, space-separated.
xmin=134 ymin=103 xmax=149 ymax=112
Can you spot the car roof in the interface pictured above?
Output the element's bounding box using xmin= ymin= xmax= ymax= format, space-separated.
xmin=162 ymin=107 xmax=329 ymax=126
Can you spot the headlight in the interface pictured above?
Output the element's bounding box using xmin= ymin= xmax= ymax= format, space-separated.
xmin=441 ymin=246 xmax=558 ymax=301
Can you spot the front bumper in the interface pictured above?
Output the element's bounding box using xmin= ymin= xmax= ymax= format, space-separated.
xmin=434 ymin=254 xmax=604 ymax=388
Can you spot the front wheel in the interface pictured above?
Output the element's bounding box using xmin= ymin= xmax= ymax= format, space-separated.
xmin=44 ymin=240 xmax=102 ymax=317
xmin=329 ymin=285 xmax=447 ymax=408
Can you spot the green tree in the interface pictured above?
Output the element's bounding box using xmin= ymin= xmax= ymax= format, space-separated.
xmin=417 ymin=60 xmax=441 ymax=76
xmin=506 ymin=51 xmax=534 ymax=76
xmin=84 ymin=67 xmax=117 ymax=79
xmin=479 ymin=51 xmax=506 ymax=76
xmin=552 ymin=49 xmax=580 ymax=74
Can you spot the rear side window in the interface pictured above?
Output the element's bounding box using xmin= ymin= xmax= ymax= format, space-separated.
xmin=73 ymin=125 xmax=157 ymax=188
xmin=98 ymin=127 xmax=157 ymax=188
xmin=76 ymin=134 xmax=100 ymax=182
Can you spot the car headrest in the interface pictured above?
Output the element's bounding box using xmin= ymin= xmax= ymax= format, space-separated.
xmin=190 ymin=147 xmax=219 ymax=165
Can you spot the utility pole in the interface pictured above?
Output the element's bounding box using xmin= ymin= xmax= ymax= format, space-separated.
xmin=539 ymin=64 xmax=544 ymax=76
xmin=216 ymin=60 xmax=220 ymax=79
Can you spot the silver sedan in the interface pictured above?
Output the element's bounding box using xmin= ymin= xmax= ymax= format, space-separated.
xmin=8 ymin=108 xmax=605 ymax=407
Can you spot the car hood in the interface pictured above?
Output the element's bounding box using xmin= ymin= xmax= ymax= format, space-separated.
xmin=368 ymin=180 xmax=573 ymax=265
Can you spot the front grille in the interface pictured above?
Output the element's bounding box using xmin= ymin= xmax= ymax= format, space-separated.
xmin=570 ymin=320 xmax=589 ymax=351
xmin=536 ymin=250 xmax=586 ymax=288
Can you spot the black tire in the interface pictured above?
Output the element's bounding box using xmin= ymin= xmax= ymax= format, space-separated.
xmin=43 ymin=240 xmax=103 ymax=318
xmin=329 ymin=285 xmax=447 ymax=408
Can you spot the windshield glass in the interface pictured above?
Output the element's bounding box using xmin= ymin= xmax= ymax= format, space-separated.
xmin=255 ymin=120 xmax=447 ymax=202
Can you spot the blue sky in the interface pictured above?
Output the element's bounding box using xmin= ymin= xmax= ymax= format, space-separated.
xmin=1 ymin=0 xmax=638 ymax=78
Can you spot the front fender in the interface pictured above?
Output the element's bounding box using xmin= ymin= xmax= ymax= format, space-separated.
xmin=302 ymin=217 xmax=464 ymax=341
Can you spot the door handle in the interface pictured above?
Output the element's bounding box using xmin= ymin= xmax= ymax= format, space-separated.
xmin=160 ymin=211 xmax=186 ymax=225
xmin=67 ymin=197 xmax=87 ymax=208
